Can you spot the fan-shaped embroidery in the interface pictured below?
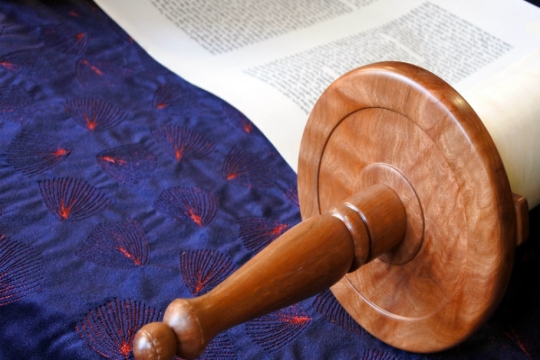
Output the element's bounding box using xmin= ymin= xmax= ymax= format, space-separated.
xmin=155 ymin=187 xmax=219 ymax=227
xmin=246 ymin=305 xmax=311 ymax=353
xmin=75 ymin=59 xmax=125 ymax=89
xmin=76 ymin=298 xmax=160 ymax=360
xmin=38 ymin=177 xmax=109 ymax=222
xmin=152 ymin=125 xmax=214 ymax=162
xmin=283 ymin=185 xmax=299 ymax=208
xmin=314 ymin=290 xmax=364 ymax=334
xmin=78 ymin=219 xmax=148 ymax=268
xmin=222 ymin=104 xmax=252 ymax=134
xmin=97 ymin=143 xmax=157 ymax=184
xmin=6 ymin=131 xmax=71 ymax=175
xmin=180 ymin=332 xmax=236 ymax=360
xmin=41 ymin=25 xmax=88 ymax=56
xmin=180 ymin=250 xmax=235 ymax=296
xmin=75 ymin=58 xmax=103 ymax=86
xmin=152 ymin=83 xmax=198 ymax=109
xmin=0 ymin=51 xmax=23 ymax=73
xmin=0 ymin=50 xmax=51 ymax=80
xmin=0 ymin=234 xmax=43 ymax=306
xmin=505 ymin=325 xmax=540 ymax=358
xmin=237 ymin=217 xmax=289 ymax=254
xmin=64 ymin=98 xmax=127 ymax=131
xmin=221 ymin=147 xmax=274 ymax=188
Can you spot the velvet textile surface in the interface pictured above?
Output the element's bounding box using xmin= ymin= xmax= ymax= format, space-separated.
xmin=1 ymin=1 xmax=540 ymax=359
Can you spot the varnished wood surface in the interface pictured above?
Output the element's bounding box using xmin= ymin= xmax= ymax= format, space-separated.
xmin=513 ymin=193 xmax=529 ymax=246
xmin=133 ymin=62 xmax=523 ymax=358
xmin=299 ymin=62 xmax=517 ymax=351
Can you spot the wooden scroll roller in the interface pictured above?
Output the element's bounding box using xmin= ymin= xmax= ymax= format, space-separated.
xmin=132 ymin=62 xmax=532 ymax=359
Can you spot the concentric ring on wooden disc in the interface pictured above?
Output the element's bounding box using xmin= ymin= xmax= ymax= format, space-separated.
xmin=297 ymin=62 xmax=516 ymax=352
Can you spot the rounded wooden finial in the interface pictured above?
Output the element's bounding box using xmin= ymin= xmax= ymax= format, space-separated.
xmin=133 ymin=322 xmax=177 ymax=360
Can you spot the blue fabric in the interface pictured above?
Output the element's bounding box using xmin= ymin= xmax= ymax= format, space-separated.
xmin=0 ymin=1 xmax=540 ymax=359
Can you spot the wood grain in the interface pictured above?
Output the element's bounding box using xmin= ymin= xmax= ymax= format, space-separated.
xmin=299 ymin=62 xmax=517 ymax=352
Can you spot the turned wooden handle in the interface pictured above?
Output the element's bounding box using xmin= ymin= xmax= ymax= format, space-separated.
xmin=133 ymin=184 xmax=406 ymax=359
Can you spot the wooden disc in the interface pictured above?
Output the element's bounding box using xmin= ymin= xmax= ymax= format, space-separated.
xmin=298 ymin=62 xmax=516 ymax=352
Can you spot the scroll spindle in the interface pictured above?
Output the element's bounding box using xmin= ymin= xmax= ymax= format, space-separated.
xmin=134 ymin=184 xmax=407 ymax=359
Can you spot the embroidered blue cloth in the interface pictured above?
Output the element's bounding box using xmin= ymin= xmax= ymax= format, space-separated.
xmin=1 ymin=1 xmax=540 ymax=359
